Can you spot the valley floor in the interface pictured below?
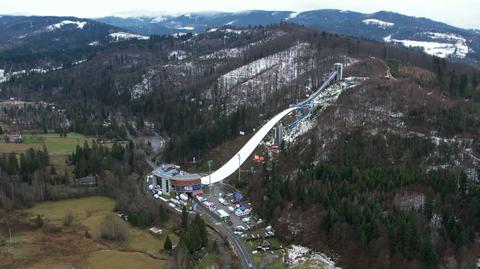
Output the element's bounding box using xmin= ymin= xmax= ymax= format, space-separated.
xmin=0 ymin=196 xmax=176 ymax=269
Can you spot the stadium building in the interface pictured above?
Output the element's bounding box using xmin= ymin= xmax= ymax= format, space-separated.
xmin=152 ymin=164 xmax=203 ymax=196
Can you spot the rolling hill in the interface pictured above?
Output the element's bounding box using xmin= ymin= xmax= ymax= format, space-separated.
xmin=96 ymin=9 xmax=480 ymax=65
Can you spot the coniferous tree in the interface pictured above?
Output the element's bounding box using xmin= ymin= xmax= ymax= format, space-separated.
xmin=181 ymin=206 xmax=188 ymax=231
xmin=164 ymin=235 xmax=172 ymax=253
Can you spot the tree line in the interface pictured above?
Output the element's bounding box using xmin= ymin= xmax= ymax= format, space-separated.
xmin=257 ymin=129 xmax=479 ymax=267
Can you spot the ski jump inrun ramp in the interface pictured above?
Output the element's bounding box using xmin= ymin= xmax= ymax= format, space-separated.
xmin=200 ymin=70 xmax=339 ymax=185
xmin=200 ymin=106 xmax=298 ymax=185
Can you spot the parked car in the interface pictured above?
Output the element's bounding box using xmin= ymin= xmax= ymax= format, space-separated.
xmin=218 ymin=197 xmax=228 ymax=205
xmin=235 ymin=225 xmax=247 ymax=231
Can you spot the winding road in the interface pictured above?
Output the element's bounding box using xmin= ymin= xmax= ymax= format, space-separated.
xmin=198 ymin=202 xmax=255 ymax=269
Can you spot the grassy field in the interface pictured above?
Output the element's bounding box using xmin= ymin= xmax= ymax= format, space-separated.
xmin=28 ymin=197 xmax=177 ymax=252
xmin=246 ymin=238 xmax=288 ymax=269
xmin=0 ymin=132 xmax=93 ymax=175
xmin=88 ymin=250 xmax=168 ymax=269
xmin=22 ymin=132 xmax=92 ymax=156
xmin=0 ymin=142 xmax=43 ymax=154
xmin=0 ymin=132 xmax=106 ymax=176
xmin=2 ymin=196 xmax=175 ymax=269
xmin=28 ymin=196 xmax=115 ymax=226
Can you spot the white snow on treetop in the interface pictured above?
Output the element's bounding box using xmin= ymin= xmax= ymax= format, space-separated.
xmin=46 ymin=20 xmax=87 ymax=31
xmin=362 ymin=19 xmax=394 ymax=29
xmin=109 ymin=32 xmax=150 ymax=41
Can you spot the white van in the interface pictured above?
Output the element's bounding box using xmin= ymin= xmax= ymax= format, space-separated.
xmin=218 ymin=197 xmax=228 ymax=205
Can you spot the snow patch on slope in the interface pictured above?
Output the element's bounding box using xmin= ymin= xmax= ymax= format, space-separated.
xmin=88 ymin=41 xmax=100 ymax=46
xmin=219 ymin=42 xmax=310 ymax=90
xmin=362 ymin=19 xmax=394 ymax=29
xmin=200 ymin=31 xmax=285 ymax=60
xmin=46 ymin=20 xmax=87 ymax=31
xmin=1 ymin=64 xmax=66 ymax=83
xmin=287 ymin=12 xmax=299 ymax=19
xmin=215 ymin=42 xmax=319 ymax=115
xmin=109 ymin=32 xmax=150 ymax=41
xmin=423 ymin=32 xmax=465 ymax=42
xmin=0 ymin=69 xmax=6 ymax=83
xmin=285 ymin=77 xmax=364 ymax=143
xmin=169 ymin=50 xmax=188 ymax=60
xmin=285 ymin=245 xmax=340 ymax=269
xmin=177 ymin=26 xmax=194 ymax=30
xmin=130 ymin=70 xmax=155 ymax=100
xmin=384 ymin=34 xmax=471 ymax=59
xmin=171 ymin=32 xmax=188 ymax=38
xmin=223 ymin=28 xmax=244 ymax=34
xmin=151 ymin=16 xmax=170 ymax=23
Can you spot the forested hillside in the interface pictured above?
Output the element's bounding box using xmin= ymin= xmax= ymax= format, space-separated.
xmin=241 ymin=58 xmax=480 ymax=268
xmin=2 ymin=24 xmax=478 ymax=161
xmin=1 ymin=22 xmax=480 ymax=268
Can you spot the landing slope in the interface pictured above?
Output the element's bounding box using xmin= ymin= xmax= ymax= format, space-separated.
xmin=200 ymin=107 xmax=297 ymax=184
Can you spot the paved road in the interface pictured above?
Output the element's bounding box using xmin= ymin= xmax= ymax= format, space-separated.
xmin=209 ymin=184 xmax=249 ymax=230
xmin=124 ymin=124 xmax=158 ymax=170
xmin=206 ymin=226 xmax=233 ymax=268
xmin=127 ymin=121 xmax=254 ymax=268
xmin=198 ymin=202 xmax=255 ymax=269
xmin=130 ymin=128 xmax=250 ymax=268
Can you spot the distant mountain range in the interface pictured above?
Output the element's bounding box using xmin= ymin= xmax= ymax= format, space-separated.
xmin=0 ymin=16 xmax=122 ymax=54
xmin=96 ymin=9 xmax=480 ymax=65
xmin=0 ymin=15 xmax=150 ymax=69
xmin=0 ymin=9 xmax=479 ymax=67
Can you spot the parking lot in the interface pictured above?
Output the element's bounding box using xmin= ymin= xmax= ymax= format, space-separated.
xmin=145 ymin=173 xmax=275 ymax=241
xmin=197 ymin=182 xmax=275 ymax=240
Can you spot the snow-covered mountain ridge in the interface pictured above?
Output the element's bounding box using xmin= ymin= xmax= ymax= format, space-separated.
xmin=96 ymin=9 xmax=480 ymax=65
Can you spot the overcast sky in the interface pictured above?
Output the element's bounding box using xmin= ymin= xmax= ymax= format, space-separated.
xmin=1 ymin=0 xmax=479 ymax=29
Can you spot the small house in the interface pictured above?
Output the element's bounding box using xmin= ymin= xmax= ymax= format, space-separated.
xmin=5 ymin=132 xmax=21 ymax=143
xmin=71 ymin=175 xmax=98 ymax=186
xmin=149 ymin=227 xmax=163 ymax=236
xmin=256 ymin=240 xmax=271 ymax=251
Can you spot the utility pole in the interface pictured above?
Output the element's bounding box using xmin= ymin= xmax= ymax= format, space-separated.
xmin=9 ymin=226 xmax=14 ymax=262
xmin=208 ymin=160 xmax=213 ymax=197
xmin=238 ymin=153 xmax=241 ymax=182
